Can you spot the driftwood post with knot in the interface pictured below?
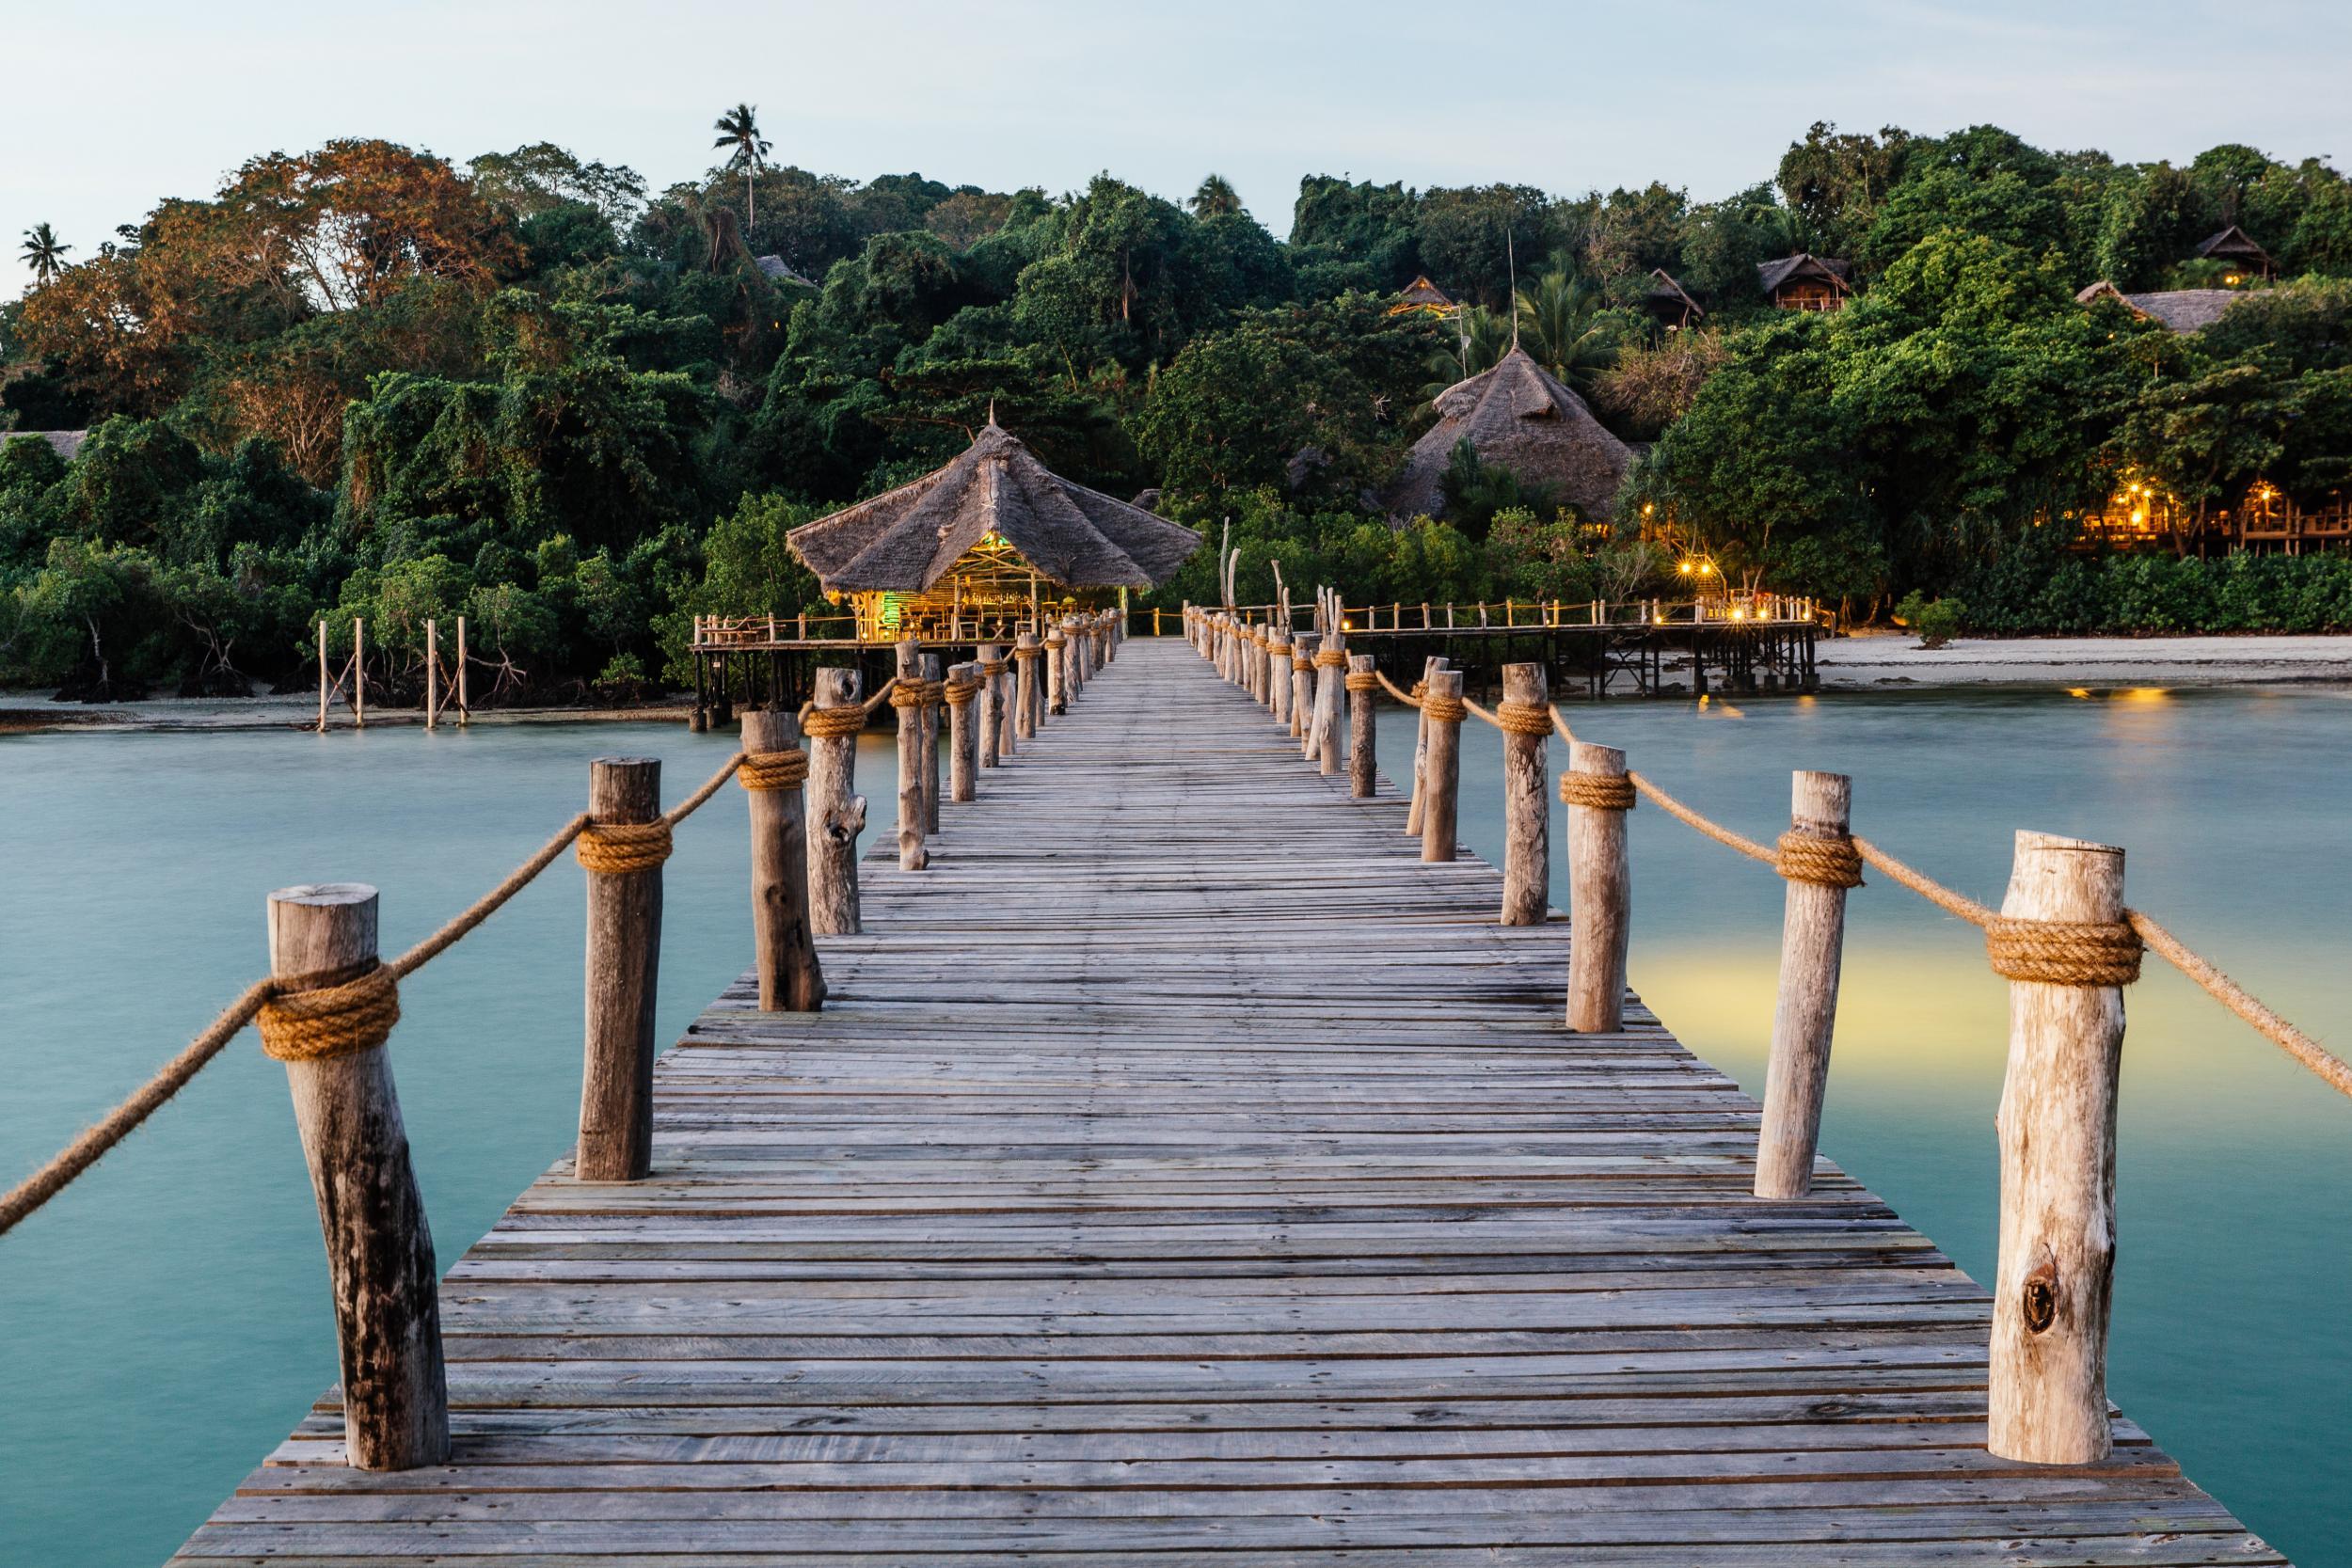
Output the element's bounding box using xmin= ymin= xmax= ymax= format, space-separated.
xmin=1345 ymin=655 xmax=1377 ymax=799
xmin=1406 ymin=656 xmax=1444 ymax=838
xmin=1014 ymin=632 xmax=1041 ymax=742
xmin=1564 ymin=740 xmax=1632 ymax=1032
xmin=1289 ymin=633 xmax=1318 ymax=741
xmin=894 ymin=641 xmax=928 ymax=872
xmin=579 ymin=758 xmax=663 ymax=1181
xmin=976 ymin=643 xmax=1005 ymax=768
xmin=806 ymin=668 xmax=866 ymax=936
xmin=1755 ymin=771 xmax=1858 ymax=1198
xmin=946 ymin=661 xmax=979 ymax=802
xmin=1045 ymin=627 xmax=1068 ymax=717
xmin=741 ymin=709 xmax=825 ymax=1011
xmin=1267 ymin=629 xmax=1294 ymax=727
xmin=1065 ymin=620 xmax=1086 ymax=701
xmin=1498 ymin=663 xmax=1550 ymax=926
xmin=1418 ymin=668 xmax=1465 ymax=863
xmin=1311 ymin=630 xmax=1345 ymax=775
xmin=1989 ymin=831 xmax=2132 ymax=1466
xmin=919 ymin=654 xmax=943 ymax=833
xmin=265 ymin=883 xmax=449 ymax=1470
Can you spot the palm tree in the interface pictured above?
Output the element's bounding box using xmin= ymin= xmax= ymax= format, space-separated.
xmin=711 ymin=103 xmax=772 ymax=232
xmin=20 ymin=223 xmax=71 ymax=283
xmin=1188 ymin=174 xmax=1241 ymax=219
xmin=1512 ymin=271 xmax=1616 ymax=391
xmin=1423 ymin=306 xmax=1515 ymax=395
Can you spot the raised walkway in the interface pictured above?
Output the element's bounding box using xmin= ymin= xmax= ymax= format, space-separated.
xmin=170 ymin=639 xmax=2275 ymax=1565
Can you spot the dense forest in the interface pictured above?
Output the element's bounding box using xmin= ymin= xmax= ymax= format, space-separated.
xmin=7 ymin=119 xmax=2352 ymax=699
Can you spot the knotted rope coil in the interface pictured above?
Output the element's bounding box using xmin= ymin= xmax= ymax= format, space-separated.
xmin=1343 ymin=672 xmax=1379 ymax=692
xmin=802 ymin=705 xmax=867 ymax=738
xmin=575 ymin=818 xmax=674 ymax=875
xmin=1420 ymin=692 xmax=1467 ymax=724
xmin=256 ymin=962 xmax=402 ymax=1063
xmin=1267 ymin=641 xmax=1292 ymax=657
xmin=738 ymin=747 xmax=809 ymax=792
xmin=888 ymin=682 xmax=930 ymax=708
xmin=1984 ymin=917 xmax=2142 ymax=987
xmin=978 ymin=658 xmax=1009 ymax=678
xmin=1013 ymin=646 xmax=1041 ymax=661
xmin=1293 ymin=654 xmax=1312 ymax=673
xmin=1493 ymin=700 xmax=1554 ymax=736
xmin=1774 ymin=830 xmax=1864 ymax=889
xmin=1045 ymin=636 xmax=1065 ymax=650
xmin=1561 ymin=770 xmax=1637 ymax=811
xmin=1313 ymin=647 xmax=1348 ymax=669
xmin=943 ymin=675 xmax=982 ymax=705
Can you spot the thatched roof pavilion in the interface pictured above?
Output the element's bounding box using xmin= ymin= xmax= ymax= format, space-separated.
xmin=2195 ymin=224 xmax=2275 ymax=280
xmin=1757 ymin=254 xmax=1852 ymax=311
xmin=1380 ymin=346 xmax=1632 ymax=524
xmin=787 ymin=421 xmax=1201 ymax=638
xmin=1389 ymin=276 xmax=1457 ymax=317
xmin=2075 ymin=280 xmax=2244 ymax=334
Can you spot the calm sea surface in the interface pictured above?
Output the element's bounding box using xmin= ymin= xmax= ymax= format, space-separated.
xmin=3 ymin=683 xmax=2347 ymax=1564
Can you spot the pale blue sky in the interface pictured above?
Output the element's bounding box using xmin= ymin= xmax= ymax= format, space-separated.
xmin=6 ymin=0 xmax=2349 ymax=299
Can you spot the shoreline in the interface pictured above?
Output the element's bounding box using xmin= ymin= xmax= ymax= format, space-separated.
xmin=0 ymin=694 xmax=693 ymax=736
xmin=1814 ymin=631 xmax=2352 ymax=689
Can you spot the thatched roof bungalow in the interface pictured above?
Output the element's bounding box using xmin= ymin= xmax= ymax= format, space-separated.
xmin=1389 ymin=276 xmax=1457 ymax=317
xmin=2075 ymin=280 xmax=2243 ymax=334
xmin=1643 ymin=269 xmax=1705 ymax=329
xmin=1380 ymin=346 xmax=1632 ymax=523
xmin=2194 ymin=225 xmax=2275 ymax=281
xmin=1757 ymin=254 xmax=1852 ymax=312
xmin=787 ymin=421 xmax=1201 ymax=638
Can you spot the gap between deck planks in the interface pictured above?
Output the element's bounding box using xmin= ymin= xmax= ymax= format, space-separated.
xmin=168 ymin=639 xmax=2281 ymax=1566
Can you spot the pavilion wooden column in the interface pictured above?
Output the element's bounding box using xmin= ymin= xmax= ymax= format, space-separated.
xmin=977 ymin=643 xmax=1005 ymax=768
xmin=1345 ymin=655 xmax=1377 ymax=799
xmin=266 ymin=883 xmax=449 ymax=1471
xmin=1418 ymin=668 xmax=1464 ymax=863
xmin=1014 ymin=633 xmax=1041 ymax=741
xmin=1499 ymin=663 xmax=1549 ymax=926
xmin=1565 ymin=740 xmax=1631 ymax=1032
xmin=1755 ymin=771 xmax=1855 ymax=1198
xmin=893 ymin=641 xmax=928 ymax=872
xmin=806 ymin=668 xmax=866 ymax=936
xmin=946 ymin=662 xmax=979 ymax=802
xmin=1988 ymin=832 xmax=2130 ymax=1466
xmin=580 ymin=757 xmax=662 ymax=1182
xmin=741 ymin=708 xmax=825 ymax=1011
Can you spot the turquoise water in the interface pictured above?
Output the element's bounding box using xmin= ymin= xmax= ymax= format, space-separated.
xmin=3 ymin=687 xmax=2347 ymax=1563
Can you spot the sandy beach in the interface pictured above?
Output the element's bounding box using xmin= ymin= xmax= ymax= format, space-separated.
xmin=1816 ymin=630 xmax=2352 ymax=689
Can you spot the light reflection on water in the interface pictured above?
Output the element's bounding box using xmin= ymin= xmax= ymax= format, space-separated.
xmin=2 ymin=687 xmax=2346 ymax=1563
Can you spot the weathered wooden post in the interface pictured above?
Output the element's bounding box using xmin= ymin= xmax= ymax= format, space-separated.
xmin=353 ymin=616 xmax=367 ymax=728
xmin=976 ymin=642 xmax=1005 ymax=768
xmin=1014 ymin=632 xmax=1041 ymax=742
xmin=740 ymin=708 xmax=826 ymax=1010
xmin=1418 ymin=668 xmax=1465 ymax=863
xmin=946 ymin=661 xmax=980 ymax=801
xmin=893 ymin=641 xmax=928 ymax=871
xmin=262 ymin=883 xmax=448 ymax=1470
xmin=1345 ymin=654 xmax=1377 ymax=798
xmin=1290 ymin=632 xmax=1318 ymax=741
xmin=1310 ymin=630 xmax=1345 ymax=771
xmin=454 ymin=615 xmax=469 ymax=724
xmin=1755 ymin=771 xmax=1858 ymax=1198
xmin=1406 ymin=655 xmax=1444 ymax=837
xmin=578 ymin=757 xmax=663 ymax=1182
xmin=1987 ymin=831 xmax=2133 ymax=1466
xmin=1267 ymin=628 xmax=1294 ymax=727
xmin=919 ymin=653 xmax=943 ymax=834
xmin=316 ymin=618 xmax=329 ymax=732
xmin=425 ymin=619 xmax=439 ymax=731
xmin=804 ymin=668 xmax=866 ymax=935
xmin=993 ymin=640 xmax=1018 ymax=758
xmin=1563 ymin=740 xmax=1632 ymax=1031
xmin=1066 ymin=618 xmax=1087 ymax=699
xmin=1045 ymin=626 xmax=1068 ymax=716
xmin=1498 ymin=662 xmax=1550 ymax=926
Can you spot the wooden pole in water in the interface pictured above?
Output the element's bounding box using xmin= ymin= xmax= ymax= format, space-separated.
xmin=894 ymin=641 xmax=928 ymax=871
xmin=1406 ymin=655 xmax=1443 ymax=836
xmin=919 ymin=653 xmax=943 ymax=833
xmin=353 ymin=618 xmax=366 ymax=728
xmin=424 ymin=619 xmax=438 ymax=731
xmin=1289 ymin=633 xmax=1317 ymax=742
xmin=316 ymin=619 xmax=329 ymax=733
xmin=1346 ymin=654 xmax=1377 ymax=799
xmin=1565 ymin=740 xmax=1630 ymax=1032
xmin=579 ymin=757 xmax=662 ymax=1182
xmin=947 ymin=661 xmax=978 ymax=802
xmin=266 ymin=882 xmax=448 ymax=1470
xmin=1755 ymin=771 xmax=1853 ymax=1198
xmin=806 ymin=668 xmax=866 ymax=936
xmin=1014 ymin=632 xmax=1040 ymax=742
xmin=1419 ymin=668 xmax=1464 ymax=863
xmin=1499 ymin=661 xmax=1549 ymax=926
xmin=741 ymin=708 xmax=825 ymax=1011
xmin=977 ymin=643 xmax=1004 ymax=768
xmin=1988 ymin=831 xmax=2128 ymax=1466
xmin=455 ymin=617 xmax=469 ymax=724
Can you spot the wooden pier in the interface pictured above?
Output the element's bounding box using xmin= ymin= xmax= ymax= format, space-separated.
xmin=166 ymin=638 xmax=2275 ymax=1565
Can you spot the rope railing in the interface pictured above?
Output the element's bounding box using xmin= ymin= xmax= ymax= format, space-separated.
xmin=0 ymin=750 xmax=754 ymax=1239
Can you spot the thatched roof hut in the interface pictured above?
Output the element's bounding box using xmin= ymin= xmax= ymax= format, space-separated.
xmin=1643 ymin=268 xmax=1705 ymax=329
xmin=1380 ymin=346 xmax=1632 ymax=523
xmin=1389 ymin=276 xmax=1457 ymax=317
xmin=2195 ymin=225 xmax=2275 ymax=279
xmin=1757 ymin=254 xmax=1852 ymax=311
xmin=787 ymin=421 xmax=1201 ymax=636
xmin=2075 ymin=280 xmax=2243 ymax=334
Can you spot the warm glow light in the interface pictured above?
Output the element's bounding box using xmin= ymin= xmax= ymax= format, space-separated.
xmin=1700 ymin=562 xmax=1715 ymax=576
xmin=1677 ymin=561 xmax=1692 ymax=575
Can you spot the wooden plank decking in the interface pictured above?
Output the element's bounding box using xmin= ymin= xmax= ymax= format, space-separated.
xmin=170 ymin=639 xmax=2279 ymax=1565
